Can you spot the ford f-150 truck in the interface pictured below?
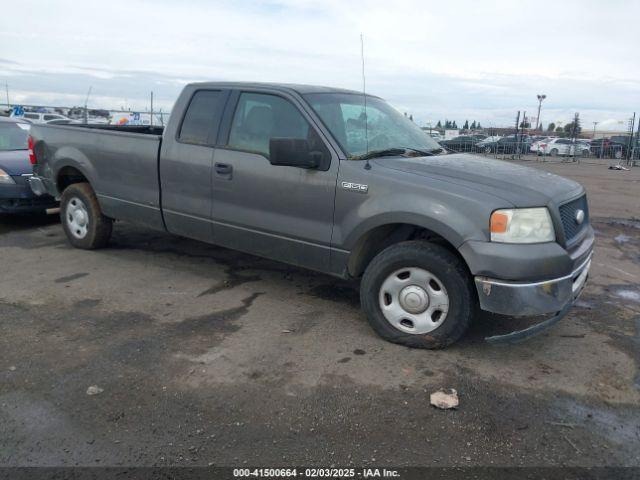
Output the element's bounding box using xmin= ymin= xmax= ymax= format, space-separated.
xmin=28 ymin=82 xmax=593 ymax=348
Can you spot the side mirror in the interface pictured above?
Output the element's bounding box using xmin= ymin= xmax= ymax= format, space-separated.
xmin=269 ymin=138 xmax=320 ymax=169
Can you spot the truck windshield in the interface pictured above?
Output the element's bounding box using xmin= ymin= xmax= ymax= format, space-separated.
xmin=0 ymin=123 xmax=29 ymax=151
xmin=304 ymin=93 xmax=441 ymax=159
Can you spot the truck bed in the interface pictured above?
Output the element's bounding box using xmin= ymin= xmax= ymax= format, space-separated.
xmin=31 ymin=123 xmax=165 ymax=230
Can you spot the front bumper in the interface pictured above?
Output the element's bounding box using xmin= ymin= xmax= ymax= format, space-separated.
xmin=474 ymin=253 xmax=591 ymax=317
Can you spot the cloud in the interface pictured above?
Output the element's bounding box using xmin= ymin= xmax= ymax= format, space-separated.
xmin=1 ymin=0 xmax=639 ymax=130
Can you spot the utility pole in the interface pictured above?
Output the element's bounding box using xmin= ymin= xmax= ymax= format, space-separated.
xmin=4 ymin=81 xmax=9 ymax=107
xmin=536 ymin=94 xmax=546 ymax=131
xmin=626 ymin=113 xmax=635 ymax=163
xmin=592 ymin=121 xmax=598 ymax=139
xmin=83 ymin=86 xmax=92 ymax=124
xmin=150 ymin=91 xmax=154 ymax=127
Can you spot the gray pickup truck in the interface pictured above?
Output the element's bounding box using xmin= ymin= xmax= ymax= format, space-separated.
xmin=28 ymin=82 xmax=593 ymax=348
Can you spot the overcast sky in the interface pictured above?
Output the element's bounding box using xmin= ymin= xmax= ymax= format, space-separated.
xmin=2 ymin=0 xmax=639 ymax=130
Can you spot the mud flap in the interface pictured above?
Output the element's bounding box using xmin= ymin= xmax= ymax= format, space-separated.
xmin=485 ymin=303 xmax=572 ymax=345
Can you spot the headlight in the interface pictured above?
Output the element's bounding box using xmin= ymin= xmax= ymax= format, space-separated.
xmin=0 ymin=168 xmax=16 ymax=185
xmin=490 ymin=207 xmax=555 ymax=243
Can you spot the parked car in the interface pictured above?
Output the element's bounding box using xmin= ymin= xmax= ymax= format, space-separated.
xmin=28 ymin=82 xmax=593 ymax=349
xmin=0 ymin=117 xmax=58 ymax=214
xmin=475 ymin=135 xmax=502 ymax=153
xmin=481 ymin=134 xmax=532 ymax=154
xmin=439 ymin=135 xmax=483 ymax=153
xmin=13 ymin=112 xmax=72 ymax=124
xmin=530 ymin=137 xmax=551 ymax=155
xmin=423 ymin=130 xmax=442 ymax=141
xmin=590 ymin=137 xmax=625 ymax=159
xmin=540 ymin=138 xmax=590 ymax=157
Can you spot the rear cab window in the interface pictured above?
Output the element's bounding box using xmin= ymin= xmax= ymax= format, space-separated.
xmin=178 ymin=90 xmax=225 ymax=145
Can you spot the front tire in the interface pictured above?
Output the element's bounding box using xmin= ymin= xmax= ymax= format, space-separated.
xmin=360 ymin=241 xmax=475 ymax=349
xmin=60 ymin=182 xmax=112 ymax=249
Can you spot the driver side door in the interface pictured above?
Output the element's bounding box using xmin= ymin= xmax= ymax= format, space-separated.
xmin=211 ymin=90 xmax=339 ymax=273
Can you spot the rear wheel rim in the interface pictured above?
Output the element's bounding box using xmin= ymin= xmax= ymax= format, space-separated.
xmin=378 ymin=267 xmax=450 ymax=334
xmin=66 ymin=197 xmax=89 ymax=239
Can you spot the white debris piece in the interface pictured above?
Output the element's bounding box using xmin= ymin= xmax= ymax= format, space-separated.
xmin=86 ymin=385 xmax=104 ymax=396
xmin=430 ymin=388 xmax=459 ymax=409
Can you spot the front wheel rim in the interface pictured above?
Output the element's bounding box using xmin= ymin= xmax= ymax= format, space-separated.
xmin=66 ymin=197 xmax=89 ymax=239
xmin=378 ymin=267 xmax=450 ymax=334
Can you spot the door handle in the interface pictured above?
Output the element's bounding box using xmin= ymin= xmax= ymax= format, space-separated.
xmin=215 ymin=162 xmax=233 ymax=178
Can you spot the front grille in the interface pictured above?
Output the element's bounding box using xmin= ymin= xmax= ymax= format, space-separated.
xmin=559 ymin=195 xmax=589 ymax=244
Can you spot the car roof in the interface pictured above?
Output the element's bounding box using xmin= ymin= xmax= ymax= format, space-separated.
xmin=187 ymin=81 xmax=376 ymax=97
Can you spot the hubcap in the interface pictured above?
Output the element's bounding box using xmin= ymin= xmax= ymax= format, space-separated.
xmin=399 ymin=285 xmax=429 ymax=313
xmin=66 ymin=197 xmax=89 ymax=239
xmin=378 ymin=267 xmax=450 ymax=334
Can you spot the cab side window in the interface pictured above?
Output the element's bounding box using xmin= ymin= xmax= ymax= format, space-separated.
xmin=228 ymin=93 xmax=327 ymax=162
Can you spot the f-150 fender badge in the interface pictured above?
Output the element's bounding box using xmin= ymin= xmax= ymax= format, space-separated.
xmin=341 ymin=181 xmax=369 ymax=194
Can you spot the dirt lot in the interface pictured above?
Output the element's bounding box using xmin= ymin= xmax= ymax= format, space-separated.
xmin=1 ymin=161 xmax=639 ymax=468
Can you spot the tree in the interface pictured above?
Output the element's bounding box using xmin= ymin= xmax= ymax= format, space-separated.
xmin=452 ymin=121 xmax=458 ymax=129
xmin=563 ymin=118 xmax=581 ymax=138
xmin=470 ymin=121 xmax=477 ymax=130
xmin=444 ymin=120 xmax=451 ymax=128
xmin=547 ymin=122 xmax=556 ymax=132
xmin=409 ymin=114 xmax=413 ymax=122
xmin=463 ymin=120 xmax=469 ymax=130
xmin=477 ymin=122 xmax=482 ymax=129
xmin=519 ymin=120 xmax=531 ymax=128
xmin=436 ymin=120 xmax=442 ymax=129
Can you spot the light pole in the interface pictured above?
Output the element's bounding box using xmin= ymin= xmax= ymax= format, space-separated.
xmin=536 ymin=94 xmax=546 ymax=131
xmin=592 ymin=121 xmax=598 ymax=139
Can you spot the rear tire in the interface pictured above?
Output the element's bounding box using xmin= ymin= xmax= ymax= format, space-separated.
xmin=550 ymin=148 xmax=559 ymax=157
xmin=60 ymin=182 xmax=112 ymax=249
xmin=360 ymin=241 xmax=475 ymax=349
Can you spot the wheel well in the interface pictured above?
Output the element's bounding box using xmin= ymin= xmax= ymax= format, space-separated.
xmin=347 ymin=223 xmax=463 ymax=278
xmin=56 ymin=166 xmax=87 ymax=193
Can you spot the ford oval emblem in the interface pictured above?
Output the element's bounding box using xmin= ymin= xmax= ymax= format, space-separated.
xmin=575 ymin=209 xmax=585 ymax=225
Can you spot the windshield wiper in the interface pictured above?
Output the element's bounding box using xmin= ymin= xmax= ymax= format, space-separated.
xmin=353 ymin=147 xmax=440 ymax=160
xmin=403 ymin=147 xmax=443 ymax=156
xmin=352 ymin=148 xmax=406 ymax=160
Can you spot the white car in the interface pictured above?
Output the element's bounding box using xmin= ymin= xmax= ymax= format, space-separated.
xmin=530 ymin=137 xmax=552 ymax=155
xmin=540 ymin=138 xmax=590 ymax=157
xmin=14 ymin=112 xmax=71 ymax=124
xmin=427 ymin=131 xmax=442 ymax=141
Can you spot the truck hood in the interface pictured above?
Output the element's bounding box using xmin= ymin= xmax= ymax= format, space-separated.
xmin=373 ymin=153 xmax=583 ymax=207
xmin=0 ymin=149 xmax=30 ymax=176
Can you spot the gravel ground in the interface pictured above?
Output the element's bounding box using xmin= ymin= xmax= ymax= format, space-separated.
xmin=0 ymin=161 xmax=639 ymax=467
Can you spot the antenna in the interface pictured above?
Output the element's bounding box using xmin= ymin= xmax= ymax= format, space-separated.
xmin=360 ymin=34 xmax=371 ymax=170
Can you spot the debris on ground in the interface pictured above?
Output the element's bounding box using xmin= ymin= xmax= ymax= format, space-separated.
xmin=608 ymin=164 xmax=629 ymax=171
xmin=86 ymin=385 xmax=104 ymax=396
xmin=8 ymin=366 xmax=16 ymax=371
xmin=430 ymin=388 xmax=459 ymax=409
